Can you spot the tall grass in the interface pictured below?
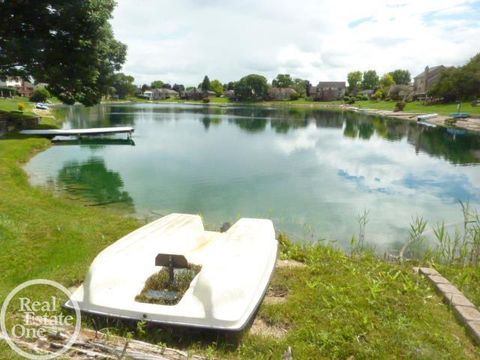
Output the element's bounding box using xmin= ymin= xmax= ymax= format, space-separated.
xmin=393 ymin=202 xmax=480 ymax=266
xmin=432 ymin=202 xmax=480 ymax=266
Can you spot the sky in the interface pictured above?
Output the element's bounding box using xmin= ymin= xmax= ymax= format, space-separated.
xmin=110 ymin=0 xmax=480 ymax=86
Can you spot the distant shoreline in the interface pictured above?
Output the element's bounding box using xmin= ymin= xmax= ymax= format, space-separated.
xmin=101 ymin=98 xmax=480 ymax=134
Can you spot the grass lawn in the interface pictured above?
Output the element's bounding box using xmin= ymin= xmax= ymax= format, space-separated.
xmin=0 ymin=97 xmax=33 ymax=112
xmin=0 ymin=135 xmax=479 ymax=358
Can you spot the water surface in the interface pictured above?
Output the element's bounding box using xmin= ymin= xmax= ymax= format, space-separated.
xmin=26 ymin=103 xmax=480 ymax=252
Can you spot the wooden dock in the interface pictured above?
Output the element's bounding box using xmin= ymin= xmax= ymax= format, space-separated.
xmin=20 ymin=126 xmax=134 ymax=139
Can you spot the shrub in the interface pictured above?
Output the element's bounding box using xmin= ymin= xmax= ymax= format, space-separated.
xmin=372 ymin=89 xmax=385 ymax=100
xmin=343 ymin=96 xmax=355 ymax=105
xmin=289 ymin=91 xmax=301 ymax=101
xmin=445 ymin=118 xmax=457 ymax=126
xmin=30 ymin=87 xmax=50 ymax=102
xmin=202 ymin=97 xmax=210 ymax=103
xmin=17 ymin=103 xmax=26 ymax=111
xmin=393 ymin=101 xmax=406 ymax=112
xmin=356 ymin=94 xmax=368 ymax=101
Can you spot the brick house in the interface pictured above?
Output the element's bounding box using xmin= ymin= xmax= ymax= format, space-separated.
xmin=310 ymin=81 xmax=346 ymax=101
xmin=413 ymin=66 xmax=445 ymax=98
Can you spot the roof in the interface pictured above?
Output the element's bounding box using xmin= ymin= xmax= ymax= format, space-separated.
xmin=153 ymin=88 xmax=178 ymax=94
xmin=414 ymin=65 xmax=445 ymax=79
xmin=317 ymin=81 xmax=346 ymax=88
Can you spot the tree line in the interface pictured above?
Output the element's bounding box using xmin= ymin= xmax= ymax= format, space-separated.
xmin=430 ymin=53 xmax=480 ymax=102
xmin=1 ymin=2 xmax=477 ymax=105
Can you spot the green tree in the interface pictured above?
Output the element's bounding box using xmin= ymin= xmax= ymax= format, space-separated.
xmin=380 ymin=74 xmax=395 ymax=88
xmin=234 ymin=74 xmax=269 ymax=101
xmin=151 ymin=80 xmax=164 ymax=89
xmin=200 ymin=75 xmax=211 ymax=92
xmin=210 ymin=79 xmax=224 ymax=96
xmin=225 ymin=82 xmax=236 ymax=90
xmin=457 ymin=53 xmax=480 ymax=99
xmin=172 ymin=84 xmax=185 ymax=93
xmin=272 ymin=74 xmax=294 ymax=88
xmin=0 ymin=0 xmax=126 ymax=106
xmin=292 ymin=78 xmax=308 ymax=98
xmin=109 ymin=73 xmax=136 ymax=99
xmin=389 ymin=69 xmax=411 ymax=85
xmin=347 ymin=71 xmax=363 ymax=94
xmin=361 ymin=70 xmax=379 ymax=90
xmin=30 ymin=87 xmax=51 ymax=102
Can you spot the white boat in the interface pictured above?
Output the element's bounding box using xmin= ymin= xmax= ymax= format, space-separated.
xmin=65 ymin=214 xmax=278 ymax=331
xmin=417 ymin=121 xmax=437 ymax=128
xmin=35 ymin=102 xmax=50 ymax=110
xmin=417 ymin=113 xmax=438 ymax=121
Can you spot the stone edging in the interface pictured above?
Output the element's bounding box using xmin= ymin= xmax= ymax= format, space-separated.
xmin=415 ymin=267 xmax=480 ymax=345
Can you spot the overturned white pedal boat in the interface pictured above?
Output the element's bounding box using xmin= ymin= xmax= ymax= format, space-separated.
xmin=65 ymin=214 xmax=278 ymax=331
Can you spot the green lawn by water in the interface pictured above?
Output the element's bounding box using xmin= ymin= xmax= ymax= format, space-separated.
xmin=0 ymin=101 xmax=480 ymax=358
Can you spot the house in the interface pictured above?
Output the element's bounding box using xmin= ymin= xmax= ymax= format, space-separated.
xmin=268 ymin=87 xmax=298 ymax=101
xmin=5 ymin=76 xmax=22 ymax=88
xmin=18 ymin=81 xmax=34 ymax=97
xmin=223 ymin=90 xmax=235 ymax=99
xmin=0 ymin=76 xmax=34 ymax=97
xmin=413 ymin=65 xmax=445 ymax=98
xmin=183 ymin=88 xmax=215 ymax=100
xmin=360 ymin=89 xmax=375 ymax=98
xmin=310 ymin=82 xmax=346 ymax=101
xmin=141 ymin=89 xmax=178 ymax=100
xmin=151 ymin=88 xmax=178 ymax=100
xmin=142 ymin=90 xmax=153 ymax=99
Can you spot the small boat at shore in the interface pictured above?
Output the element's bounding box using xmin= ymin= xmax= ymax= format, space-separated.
xmin=449 ymin=112 xmax=470 ymax=119
xmin=417 ymin=113 xmax=438 ymax=121
xmin=417 ymin=121 xmax=437 ymax=128
xmin=65 ymin=213 xmax=278 ymax=331
xmin=35 ymin=102 xmax=50 ymax=110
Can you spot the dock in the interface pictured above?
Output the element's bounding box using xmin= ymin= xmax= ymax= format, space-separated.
xmin=19 ymin=126 xmax=134 ymax=139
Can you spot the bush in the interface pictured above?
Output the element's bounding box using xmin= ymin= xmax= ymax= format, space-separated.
xmin=289 ymin=92 xmax=301 ymax=101
xmin=393 ymin=101 xmax=406 ymax=112
xmin=30 ymin=87 xmax=50 ymax=102
xmin=17 ymin=103 xmax=26 ymax=111
xmin=356 ymin=94 xmax=368 ymax=101
xmin=202 ymin=97 xmax=210 ymax=103
xmin=343 ymin=96 xmax=355 ymax=105
xmin=372 ymin=89 xmax=385 ymax=100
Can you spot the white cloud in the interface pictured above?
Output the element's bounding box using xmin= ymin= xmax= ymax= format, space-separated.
xmin=111 ymin=0 xmax=480 ymax=85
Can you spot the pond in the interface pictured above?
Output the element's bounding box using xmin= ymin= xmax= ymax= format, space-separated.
xmin=25 ymin=103 xmax=480 ymax=252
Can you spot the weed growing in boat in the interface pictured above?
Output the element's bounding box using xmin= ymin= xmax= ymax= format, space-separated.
xmin=135 ymin=264 xmax=202 ymax=305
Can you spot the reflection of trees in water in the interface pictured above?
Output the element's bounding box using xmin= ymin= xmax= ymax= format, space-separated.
xmin=340 ymin=113 xmax=480 ymax=164
xmin=65 ymin=104 xmax=135 ymax=128
xmin=408 ymin=127 xmax=480 ymax=165
xmin=201 ymin=116 xmax=222 ymax=130
xmin=232 ymin=118 xmax=267 ymax=132
xmin=311 ymin=111 xmax=344 ymax=129
xmin=64 ymin=104 xmax=480 ymax=165
xmin=57 ymin=157 xmax=134 ymax=209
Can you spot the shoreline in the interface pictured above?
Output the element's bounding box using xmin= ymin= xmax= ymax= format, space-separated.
xmin=102 ymin=99 xmax=480 ymax=134
xmin=345 ymin=105 xmax=480 ymax=133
